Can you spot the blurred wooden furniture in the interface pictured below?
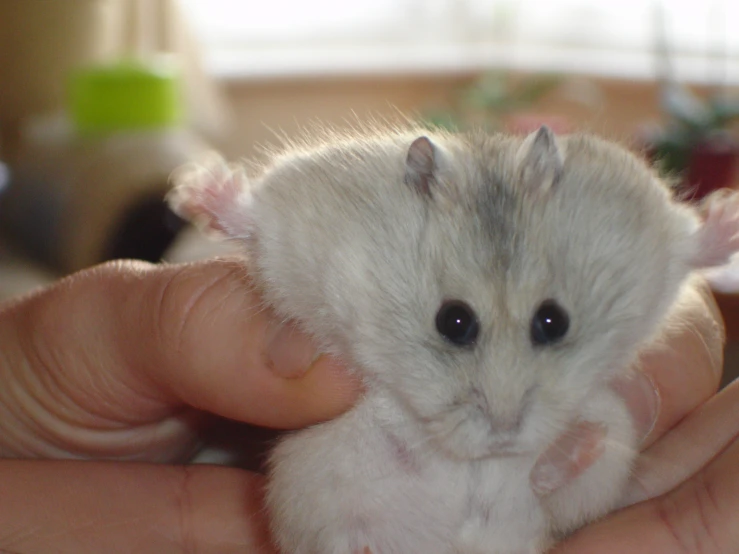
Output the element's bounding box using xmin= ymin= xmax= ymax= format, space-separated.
xmin=715 ymin=291 xmax=739 ymax=343
xmin=713 ymin=291 xmax=739 ymax=385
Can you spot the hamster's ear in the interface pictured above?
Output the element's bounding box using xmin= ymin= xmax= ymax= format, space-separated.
xmin=404 ymin=136 xmax=437 ymax=196
xmin=688 ymin=189 xmax=739 ymax=269
xmin=167 ymin=154 xmax=255 ymax=239
xmin=515 ymin=125 xmax=564 ymax=195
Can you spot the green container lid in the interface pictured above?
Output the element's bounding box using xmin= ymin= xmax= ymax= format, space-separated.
xmin=69 ymin=59 xmax=182 ymax=133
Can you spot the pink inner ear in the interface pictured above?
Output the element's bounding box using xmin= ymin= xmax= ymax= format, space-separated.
xmin=691 ymin=190 xmax=739 ymax=269
xmin=168 ymin=160 xmax=253 ymax=239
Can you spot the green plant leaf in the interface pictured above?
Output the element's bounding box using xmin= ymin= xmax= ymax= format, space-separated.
xmin=423 ymin=112 xmax=461 ymax=132
xmin=660 ymin=84 xmax=711 ymax=130
xmin=707 ymin=95 xmax=739 ymax=128
xmin=510 ymin=75 xmax=561 ymax=107
xmin=649 ymin=131 xmax=692 ymax=174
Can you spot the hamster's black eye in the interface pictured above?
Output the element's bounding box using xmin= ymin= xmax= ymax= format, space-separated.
xmin=531 ymin=300 xmax=569 ymax=346
xmin=435 ymin=301 xmax=479 ymax=346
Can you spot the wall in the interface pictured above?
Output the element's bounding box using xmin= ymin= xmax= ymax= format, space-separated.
xmin=215 ymin=73 xmax=686 ymax=159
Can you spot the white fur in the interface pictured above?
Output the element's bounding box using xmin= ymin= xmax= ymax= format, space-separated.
xmin=169 ymin=124 xmax=739 ymax=553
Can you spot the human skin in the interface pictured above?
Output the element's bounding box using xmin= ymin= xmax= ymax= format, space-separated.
xmin=554 ymin=281 xmax=738 ymax=553
xmin=554 ymin=377 xmax=739 ymax=553
xmin=0 ymin=258 xmax=360 ymax=553
xmin=0 ymin=259 xmax=727 ymax=553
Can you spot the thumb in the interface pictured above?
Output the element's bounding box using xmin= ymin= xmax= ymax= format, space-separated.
xmin=113 ymin=258 xmax=362 ymax=428
xmin=0 ymin=258 xmax=361 ymax=459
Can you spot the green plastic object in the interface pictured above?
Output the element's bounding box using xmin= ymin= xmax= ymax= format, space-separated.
xmin=69 ymin=59 xmax=182 ymax=133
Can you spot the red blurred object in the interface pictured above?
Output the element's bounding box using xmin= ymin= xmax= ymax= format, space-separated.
xmin=685 ymin=139 xmax=739 ymax=200
xmin=635 ymin=124 xmax=739 ymax=202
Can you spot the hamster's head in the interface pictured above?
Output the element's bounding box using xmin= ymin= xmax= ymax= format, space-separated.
xmin=240 ymin=126 xmax=703 ymax=460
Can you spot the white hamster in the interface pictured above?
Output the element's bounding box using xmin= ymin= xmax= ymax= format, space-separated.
xmin=168 ymin=124 xmax=739 ymax=554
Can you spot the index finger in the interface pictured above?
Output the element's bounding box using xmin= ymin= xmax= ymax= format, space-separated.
xmin=635 ymin=276 xmax=725 ymax=448
xmin=4 ymin=258 xmax=361 ymax=431
xmin=607 ymin=277 xmax=726 ymax=506
xmin=605 ymin=275 xmax=724 ymax=455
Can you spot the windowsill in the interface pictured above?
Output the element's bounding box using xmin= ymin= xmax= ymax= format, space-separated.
xmin=203 ymin=42 xmax=739 ymax=86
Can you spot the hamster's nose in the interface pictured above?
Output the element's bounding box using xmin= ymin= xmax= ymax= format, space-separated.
xmin=472 ymin=387 xmax=533 ymax=434
xmin=489 ymin=411 xmax=524 ymax=434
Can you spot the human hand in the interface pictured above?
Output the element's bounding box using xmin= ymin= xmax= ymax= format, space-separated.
xmin=545 ymin=278 xmax=733 ymax=553
xmin=0 ymin=260 xmax=726 ymax=553
xmin=0 ymin=258 xmax=361 ymax=553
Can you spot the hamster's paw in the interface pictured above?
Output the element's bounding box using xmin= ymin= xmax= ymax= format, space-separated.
xmin=529 ymin=420 xmax=607 ymax=496
xmin=540 ymin=386 xmax=636 ymax=537
xmin=692 ymin=188 xmax=739 ymax=269
xmin=167 ymin=153 xmax=254 ymax=238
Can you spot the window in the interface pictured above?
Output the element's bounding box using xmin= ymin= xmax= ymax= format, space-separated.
xmin=179 ymin=0 xmax=739 ymax=83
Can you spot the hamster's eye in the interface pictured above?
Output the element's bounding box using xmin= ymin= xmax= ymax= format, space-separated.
xmin=435 ymin=301 xmax=479 ymax=346
xmin=531 ymin=300 xmax=569 ymax=346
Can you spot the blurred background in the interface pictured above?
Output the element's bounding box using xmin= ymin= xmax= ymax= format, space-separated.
xmin=1 ymin=0 xmax=739 ymax=380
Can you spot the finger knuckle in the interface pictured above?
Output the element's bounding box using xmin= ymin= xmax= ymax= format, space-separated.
xmin=153 ymin=261 xmax=251 ymax=359
xmin=174 ymin=465 xmax=200 ymax=554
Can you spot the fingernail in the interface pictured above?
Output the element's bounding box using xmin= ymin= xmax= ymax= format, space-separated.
xmin=265 ymin=322 xmax=321 ymax=378
xmin=530 ymin=421 xmax=607 ymax=496
xmin=611 ymin=370 xmax=660 ymax=445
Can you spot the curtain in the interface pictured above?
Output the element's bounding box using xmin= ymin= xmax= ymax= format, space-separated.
xmin=0 ymin=0 xmax=228 ymax=160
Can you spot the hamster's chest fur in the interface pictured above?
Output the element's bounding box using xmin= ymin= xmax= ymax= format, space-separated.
xmin=266 ymin=392 xmax=552 ymax=554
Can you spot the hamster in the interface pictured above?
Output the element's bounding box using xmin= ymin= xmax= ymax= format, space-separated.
xmin=168 ymin=123 xmax=739 ymax=554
